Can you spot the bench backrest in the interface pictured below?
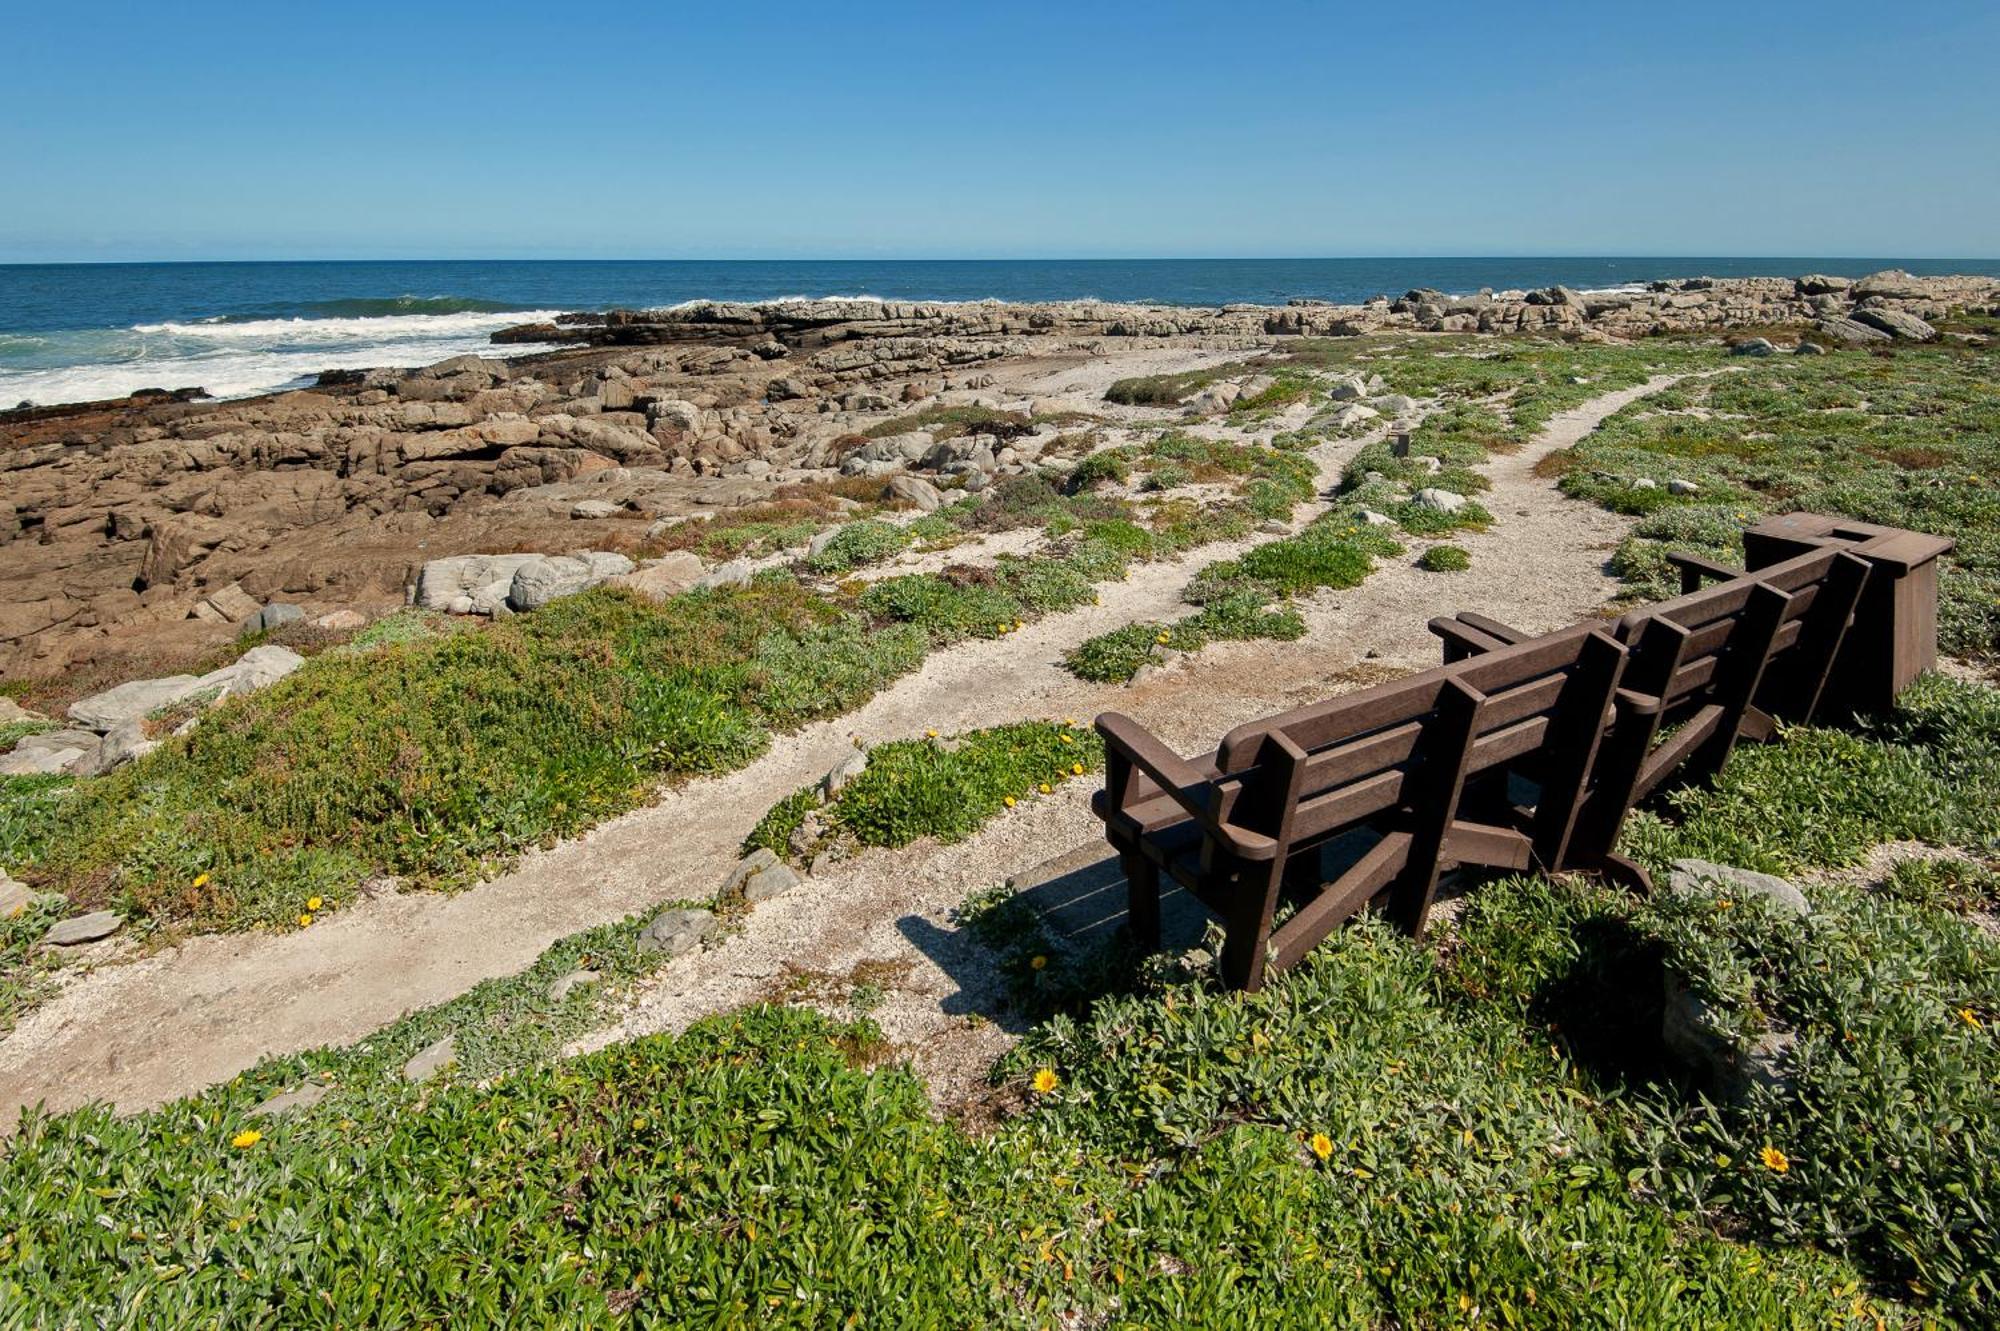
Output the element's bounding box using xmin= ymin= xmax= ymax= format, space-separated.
xmin=1201 ymin=623 xmax=1625 ymax=858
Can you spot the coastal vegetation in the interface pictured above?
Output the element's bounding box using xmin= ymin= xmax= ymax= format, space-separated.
xmin=4 ymin=676 xmax=1994 ymax=1325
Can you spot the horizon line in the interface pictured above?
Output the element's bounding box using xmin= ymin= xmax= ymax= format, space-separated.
xmin=5 ymin=253 xmax=2000 ymax=269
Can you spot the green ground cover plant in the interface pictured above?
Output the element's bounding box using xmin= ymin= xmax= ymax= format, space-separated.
xmin=4 ymin=678 xmax=1995 ymax=1325
xmin=1552 ymin=343 xmax=2000 ymax=657
xmin=745 ymin=720 xmax=1104 ymax=864
xmin=1417 ymin=543 xmax=1472 ymax=571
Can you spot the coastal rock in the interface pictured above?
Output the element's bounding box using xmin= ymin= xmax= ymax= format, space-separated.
xmin=637 ymin=907 xmax=715 ymax=957
xmin=1814 ymin=316 xmax=1892 ymax=345
xmin=253 ymin=1083 xmax=330 ymax=1117
xmin=90 ymin=718 xmax=160 ymax=774
xmin=821 ymin=749 xmax=869 ymax=798
xmin=1851 ymin=308 xmax=1937 ymax=342
xmin=1730 ymin=337 xmax=1775 ymax=357
xmin=693 ymin=559 xmax=754 ymax=591
xmin=43 ymin=910 xmax=123 ymax=947
xmin=1668 ymin=857 xmax=1811 ymax=918
xmin=547 ymin=969 xmax=601 ymax=1001
xmin=0 ymin=871 xmax=31 ymax=919
xmin=886 ymin=475 xmax=944 ymax=512
xmin=200 ymin=644 xmax=306 ymax=700
xmin=570 ymin=499 xmax=622 ymax=520
xmin=242 ymin=603 xmax=304 ymax=636
xmin=506 ymin=552 xmax=634 ymax=611
xmin=607 ymin=552 xmax=705 ymax=602
xmin=402 ymin=1035 xmax=457 ymax=1083
xmin=68 ymin=676 xmax=203 ymax=731
xmin=415 ymin=554 xmax=542 ymax=612
xmin=1412 ymin=488 xmax=1467 ymax=514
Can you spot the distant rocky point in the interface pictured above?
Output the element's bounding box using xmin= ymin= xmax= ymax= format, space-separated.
xmin=2 ymin=271 xmax=1991 ymax=676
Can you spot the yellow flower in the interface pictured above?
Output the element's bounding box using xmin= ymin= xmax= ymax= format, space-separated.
xmin=1155 ymin=632 xmax=1170 ymax=645
xmin=1071 ymin=762 xmax=1085 ymax=775
xmin=1014 ymin=620 xmax=1024 ymax=631
xmin=998 ymin=621 xmax=1012 ymax=634
xmin=306 ymin=896 xmax=323 ymax=912
xmin=298 ymin=913 xmax=314 ymax=928
xmin=925 ymin=729 xmax=939 ymax=738
xmin=1003 ymin=795 xmax=1016 ymax=808
xmin=1959 ymin=1007 xmax=1983 ymax=1029
xmin=1038 ymin=783 xmax=1052 ymax=794
xmin=1030 ymin=955 xmax=1048 ymax=971
xmin=231 ymin=1129 xmax=262 ymax=1149
xmin=1308 ymin=1132 xmax=1333 ymax=1161
xmin=1060 ymin=733 xmax=1074 ymax=744
xmin=192 ymin=872 xmax=211 ymax=889
xmin=1063 ymin=718 xmax=1077 ymax=727
xmin=1759 ymin=1145 xmax=1790 ymax=1174
xmin=1031 ymin=1068 xmax=1060 ymax=1094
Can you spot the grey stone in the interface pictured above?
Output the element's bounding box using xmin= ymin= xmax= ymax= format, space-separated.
xmin=886 ymin=475 xmax=944 ymax=512
xmin=1814 ymin=316 xmax=1892 ymax=345
xmin=571 ymin=499 xmax=621 ymax=520
xmin=415 ymin=554 xmax=541 ymax=611
xmin=1411 ymin=487 xmax=1467 ymax=514
xmin=43 ymin=910 xmax=123 ymax=946
xmin=243 ymin=603 xmax=305 ymax=636
xmin=806 ymin=526 xmax=844 ymax=559
xmin=637 ymin=907 xmax=716 ymax=957
xmin=1358 ymin=509 xmax=1396 ymax=527
xmin=1793 ymin=341 xmax=1827 ymax=356
xmin=0 ymin=741 xmax=92 ymax=776
xmin=720 ymin=847 xmax=779 ymax=897
xmin=507 ymin=552 xmax=633 ymax=611
xmin=1669 ymin=857 xmax=1811 ymax=918
xmin=1632 ymin=477 xmax=1658 ymax=490
xmin=1667 ymin=478 xmax=1700 ymax=496
xmin=68 ymin=676 xmax=202 ymax=731
xmin=200 ymin=582 xmax=262 ymax=623
xmin=606 ymin=552 xmax=705 ymax=602
xmin=402 ymin=1035 xmax=456 ymax=1083
xmin=742 ymin=862 xmax=802 ymax=905
xmin=821 ymin=749 xmax=869 ymax=799
xmin=198 ymin=645 xmax=306 ymax=701
xmin=1371 ymin=394 xmax=1418 ymax=414
xmin=0 ymin=870 xmax=29 ymax=918
xmin=89 ymin=718 xmax=159 ymax=775
xmin=1661 ymin=971 xmax=1796 ymax=1100
xmin=1730 ymin=337 xmax=1775 ymax=357
xmin=693 ymin=558 xmax=754 ymax=591
xmin=1851 ymin=308 xmax=1937 ymax=342
xmin=253 ymin=1083 xmax=329 ymax=1117
xmin=547 ymin=969 xmax=601 ymax=1002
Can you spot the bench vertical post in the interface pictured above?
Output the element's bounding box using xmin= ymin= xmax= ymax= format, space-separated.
xmin=1385 ymin=679 xmax=1484 ymax=939
xmin=1527 ymin=632 xmax=1626 ymax=871
xmin=1568 ymin=616 xmax=1690 ymax=885
xmin=1683 ymin=582 xmax=1790 ymax=788
xmin=1217 ymin=731 xmax=1307 ymax=992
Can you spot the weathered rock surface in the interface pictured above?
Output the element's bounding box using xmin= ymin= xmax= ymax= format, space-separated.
xmin=636 ymin=907 xmax=715 ymax=957
xmin=43 ymin=910 xmax=123 ymax=946
xmin=402 ymin=1035 xmax=457 ymax=1083
xmin=1669 ymin=857 xmax=1811 ymax=917
xmin=252 ymin=1083 xmax=330 ymax=1116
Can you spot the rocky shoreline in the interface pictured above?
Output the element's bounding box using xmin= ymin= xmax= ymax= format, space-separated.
xmin=2 ymin=271 xmax=1993 ymax=678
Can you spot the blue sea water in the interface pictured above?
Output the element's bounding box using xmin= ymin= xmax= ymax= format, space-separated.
xmin=3 ymin=257 xmax=1996 ymax=408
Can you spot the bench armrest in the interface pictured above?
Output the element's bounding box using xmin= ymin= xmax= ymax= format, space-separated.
xmin=1428 ymin=616 xmax=1511 ymax=661
xmin=1453 ymin=610 xmax=1531 ymax=644
xmin=1666 ymin=550 xmax=1741 ymax=594
xmin=1095 ymin=713 xmax=1279 ymax=861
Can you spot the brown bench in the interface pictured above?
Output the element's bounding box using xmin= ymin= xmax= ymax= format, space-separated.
xmin=1430 ymin=541 xmax=1872 ymax=889
xmin=1094 ymin=624 xmax=1626 ymax=991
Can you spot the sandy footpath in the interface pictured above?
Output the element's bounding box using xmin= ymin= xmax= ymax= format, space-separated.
xmin=0 ymin=373 xmax=1680 ymax=1123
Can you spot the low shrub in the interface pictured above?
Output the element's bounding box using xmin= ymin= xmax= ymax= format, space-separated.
xmin=1417 ymin=544 xmax=1471 ymax=572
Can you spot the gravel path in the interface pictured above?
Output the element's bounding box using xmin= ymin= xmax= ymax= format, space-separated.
xmin=0 ymin=373 xmax=1679 ymax=1124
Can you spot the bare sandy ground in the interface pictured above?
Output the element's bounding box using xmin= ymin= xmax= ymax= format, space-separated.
xmin=0 ymin=372 xmax=1678 ymax=1123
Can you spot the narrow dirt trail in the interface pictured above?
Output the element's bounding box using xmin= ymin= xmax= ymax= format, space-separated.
xmin=0 ymin=374 xmax=1676 ymax=1122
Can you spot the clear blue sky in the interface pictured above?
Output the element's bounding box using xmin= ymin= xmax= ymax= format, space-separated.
xmin=4 ymin=0 xmax=1997 ymax=262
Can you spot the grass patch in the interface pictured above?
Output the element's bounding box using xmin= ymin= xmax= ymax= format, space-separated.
xmin=1554 ymin=343 xmax=2000 ymax=657
xmin=10 ymin=681 xmax=2000 ymax=1325
xmin=747 ymin=720 xmax=1103 ymax=864
xmin=1417 ymin=543 xmax=1471 ymax=572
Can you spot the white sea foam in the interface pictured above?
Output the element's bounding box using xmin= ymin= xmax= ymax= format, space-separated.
xmin=0 ymin=310 xmax=561 ymax=408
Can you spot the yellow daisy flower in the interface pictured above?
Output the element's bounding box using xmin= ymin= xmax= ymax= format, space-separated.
xmin=1760 ymin=1145 xmax=1790 ymax=1174
xmin=1031 ymin=1068 xmax=1059 ymax=1094
xmin=1308 ymin=1132 xmax=1333 ymax=1161
xmin=231 ymin=1129 xmax=262 ymax=1149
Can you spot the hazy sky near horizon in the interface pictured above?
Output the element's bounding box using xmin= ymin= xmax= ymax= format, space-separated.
xmin=4 ymin=0 xmax=1997 ymax=262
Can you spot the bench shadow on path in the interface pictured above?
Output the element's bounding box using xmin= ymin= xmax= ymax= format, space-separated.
xmin=895 ymin=842 xmax=1212 ymax=1032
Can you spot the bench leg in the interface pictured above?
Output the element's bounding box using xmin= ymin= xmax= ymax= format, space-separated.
xmin=1121 ymin=852 xmax=1161 ymax=952
xmin=1218 ymin=900 xmax=1271 ymax=993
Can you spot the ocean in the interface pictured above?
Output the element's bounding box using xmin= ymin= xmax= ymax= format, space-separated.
xmin=4 ymin=257 xmax=1997 ymax=409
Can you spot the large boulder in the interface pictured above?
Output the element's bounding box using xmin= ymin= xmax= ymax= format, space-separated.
xmin=414 ymin=554 xmax=541 ymax=612
xmin=198 ymin=644 xmax=306 ymax=700
xmin=1851 ymin=308 xmax=1937 ymax=342
xmin=68 ymin=676 xmax=203 ymax=731
xmin=1813 ymin=316 xmax=1891 ymax=345
xmin=886 ymin=475 xmax=944 ymax=512
xmin=1412 ymin=488 xmax=1468 ymax=514
xmin=606 ymin=552 xmax=706 ymax=602
xmin=506 ymin=552 xmax=635 ymax=612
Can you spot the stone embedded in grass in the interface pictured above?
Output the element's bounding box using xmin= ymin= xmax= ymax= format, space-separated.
xmin=1 ymin=870 xmax=31 ymax=918
xmin=402 ymin=1035 xmax=457 ymax=1083
xmin=886 ymin=475 xmax=945 ymax=512
xmin=821 ymin=750 xmax=869 ymax=799
xmin=637 ymin=907 xmax=716 ymax=958
xmin=67 ymin=676 xmax=202 ymax=731
xmin=42 ymin=911 xmax=123 ymax=947
xmin=546 ymin=969 xmax=601 ymax=1002
xmin=1412 ymin=487 xmax=1467 ymax=514
xmin=1730 ymin=337 xmax=1775 ymax=357
xmin=1667 ymin=478 xmax=1700 ymax=496
xmin=692 ymin=558 xmax=755 ymax=591
xmin=252 ymin=1082 xmax=329 ymax=1117
xmin=742 ymin=863 xmax=801 ymax=905
xmin=1669 ymin=857 xmax=1811 ymax=918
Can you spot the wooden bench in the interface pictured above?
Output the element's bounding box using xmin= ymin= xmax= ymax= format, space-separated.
xmin=1094 ymin=624 xmax=1626 ymax=991
xmin=1429 ymin=541 xmax=1872 ymax=889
